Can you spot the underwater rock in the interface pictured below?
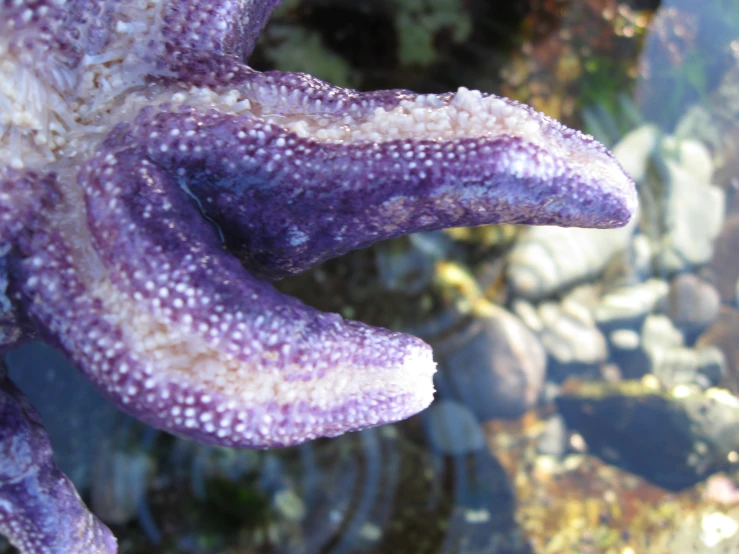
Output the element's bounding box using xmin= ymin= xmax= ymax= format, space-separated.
xmin=615 ymin=124 xmax=724 ymax=274
xmin=709 ymin=215 xmax=739 ymax=303
xmin=703 ymin=474 xmax=739 ymax=506
xmin=698 ymin=308 xmax=739 ymax=394
xmin=425 ymin=400 xmax=486 ymax=456
xmin=433 ymin=449 xmax=521 ymax=554
xmin=629 ymin=233 xmax=656 ymax=280
xmin=642 ymin=314 xmax=685 ymax=352
xmin=439 ymin=307 xmax=546 ymax=421
xmin=666 ymin=136 xmax=715 ymax=186
xmin=556 ymin=380 xmax=739 ymax=491
xmin=656 ymin=148 xmax=725 ymax=273
xmin=654 ymin=505 xmax=739 ymax=554
xmin=612 ymin=124 xmax=660 ymax=183
xmin=595 ymin=278 xmax=669 ymax=330
xmin=607 ymin=314 xmax=681 ymax=380
xmin=513 ymin=288 xmax=607 ymax=382
xmin=540 ymin=295 xmax=607 ymax=374
xmin=668 ymin=273 xmax=721 ymax=340
xmin=609 ymin=328 xmax=641 ymax=351
xmin=506 ymin=223 xmax=635 ymax=300
xmin=608 ymin=328 xmax=649 ymax=379
xmin=536 ymin=415 xmax=569 ymax=458
xmin=607 ymin=315 xmax=723 ymax=388
xmin=648 ymin=345 xmax=726 ymax=390
xmin=490 ymin=413 xmax=739 ymax=554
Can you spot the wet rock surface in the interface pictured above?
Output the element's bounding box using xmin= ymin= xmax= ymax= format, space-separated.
xmin=506 ymin=225 xmax=635 ymax=301
xmin=652 ymin=139 xmax=725 ymax=273
xmin=556 ymin=380 xmax=739 ymax=491
xmin=425 ymin=400 xmax=486 ymax=456
xmin=594 ymin=279 xmax=669 ymax=330
xmin=709 ymin=215 xmax=739 ymax=303
xmin=668 ymin=274 xmax=721 ymax=339
xmin=514 ymin=290 xmax=608 ymax=382
xmin=486 ymin=414 xmax=739 ymax=554
xmin=438 ymin=309 xmax=547 ymax=421
xmin=699 ymin=308 xmax=739 ymax=395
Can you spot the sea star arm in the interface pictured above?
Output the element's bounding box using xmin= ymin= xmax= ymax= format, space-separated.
xmin=160 ymin=0 xmax=282 ymax=59
xmin=0 ymin=364 xmax=116 ymax=554
xmin=150 ymin=0 xmax=636 ymax=281
xmin=125 ymin=85 xmax=635 ymax=279
xmin=7 ymin=150 xmax=435 ymax=450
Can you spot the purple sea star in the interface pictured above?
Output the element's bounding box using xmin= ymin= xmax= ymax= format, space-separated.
xmin=0 ymin=0 xmax=636 ymax=551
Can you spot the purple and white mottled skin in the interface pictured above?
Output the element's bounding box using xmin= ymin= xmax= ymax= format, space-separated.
xmin=0 ymin=0 xmax=636 ymax=552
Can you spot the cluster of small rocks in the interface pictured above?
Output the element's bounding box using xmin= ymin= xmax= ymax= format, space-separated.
xmin=414 ymin=112 xmax=739 ymax=552
xmin=428 ymin=120 xmax=739 ymax=496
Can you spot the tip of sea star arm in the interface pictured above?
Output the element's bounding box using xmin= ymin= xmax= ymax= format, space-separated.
xmin=0 ymin=366 xmax=116 ymax=554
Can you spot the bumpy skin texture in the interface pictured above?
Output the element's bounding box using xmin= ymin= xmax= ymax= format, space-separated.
xmin=0 ymin=0 xmax=636 ymax=552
